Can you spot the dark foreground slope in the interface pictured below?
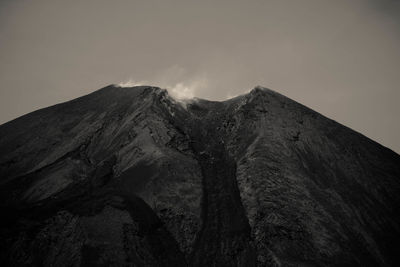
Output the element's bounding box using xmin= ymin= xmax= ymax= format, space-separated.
xmin=0 ymin=85 xmax=399 ymax=266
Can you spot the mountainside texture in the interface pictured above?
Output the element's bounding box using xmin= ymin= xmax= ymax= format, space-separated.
xmin=0 ymin=85 xmax=399 ymax=266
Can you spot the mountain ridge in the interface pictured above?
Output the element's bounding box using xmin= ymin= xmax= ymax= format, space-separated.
xmin=1 ymin=84 xmax=398 ymax=155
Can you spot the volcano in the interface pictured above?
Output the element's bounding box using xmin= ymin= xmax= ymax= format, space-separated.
xmin=0 ymin=85 xmax=399 ymax=266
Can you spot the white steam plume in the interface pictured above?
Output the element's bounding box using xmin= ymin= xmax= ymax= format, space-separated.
xmin=117 ymin=79 xmax=148 ymax=87
xmin=118 ymin=76 xmax=207 ymax=100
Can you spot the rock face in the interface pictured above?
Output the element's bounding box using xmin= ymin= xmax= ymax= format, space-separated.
xmin=0 ymin=85 xmax=399 ymax=266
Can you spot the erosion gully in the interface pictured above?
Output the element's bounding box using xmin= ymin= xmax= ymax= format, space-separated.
xmin=173 ymin=101 xmax=256 ymax=267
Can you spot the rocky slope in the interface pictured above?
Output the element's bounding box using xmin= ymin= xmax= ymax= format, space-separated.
xmin=0 ymin=85 xmax=399 ymax=266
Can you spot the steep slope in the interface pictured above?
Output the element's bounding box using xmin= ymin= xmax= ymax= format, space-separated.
xmin=0 ymin=85 xmax=203 ymax=266
xmin=0 ymin=85 xmax=399 ymax=266
xmin=221 ymin=87 xmax=400 ymax=266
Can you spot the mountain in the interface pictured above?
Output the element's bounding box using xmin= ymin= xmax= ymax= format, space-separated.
xmin=0 ymin=85 xmax=399 ymax=266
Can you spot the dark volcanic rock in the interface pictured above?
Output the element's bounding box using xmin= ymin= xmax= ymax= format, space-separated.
xmin=0 ymin=85 xmax=399 ymax=266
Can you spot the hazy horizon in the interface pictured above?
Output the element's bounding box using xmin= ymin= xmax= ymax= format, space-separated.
xmin=1 ymin=0 xmax=399 ymax=153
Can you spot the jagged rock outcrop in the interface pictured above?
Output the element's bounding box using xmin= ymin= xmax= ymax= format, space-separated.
xmin=0 ymin=85 xmax=399 ymax=266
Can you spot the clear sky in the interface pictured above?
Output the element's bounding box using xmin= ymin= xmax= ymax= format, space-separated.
xmin=0 ymin=0 xmax=399 ymax=153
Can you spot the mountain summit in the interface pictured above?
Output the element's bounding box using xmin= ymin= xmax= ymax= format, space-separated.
xmin=0 ymin=85 xmax=399 ymax=266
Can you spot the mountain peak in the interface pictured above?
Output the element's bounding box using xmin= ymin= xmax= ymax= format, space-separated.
xmin=248 ymin=85 xmax=283 ymax=98
xmin=108 ymin=83 xmax=165 ymax=94
xmin=0 ymin=84 xmax=399 ymax=266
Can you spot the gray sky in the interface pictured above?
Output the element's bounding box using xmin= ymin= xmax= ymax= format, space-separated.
xmin=1 ymin=0 xmax=399 ymax=153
